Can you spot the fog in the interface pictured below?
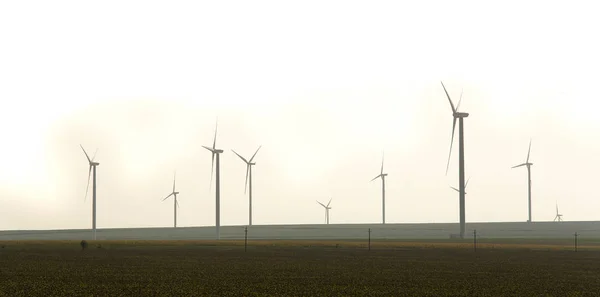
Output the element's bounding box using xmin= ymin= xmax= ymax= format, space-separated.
xmin=1 ymin=1 xmax=599 ymax=230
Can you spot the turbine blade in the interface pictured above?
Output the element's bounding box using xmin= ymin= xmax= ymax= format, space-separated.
xmin=441 ymin=81 xmax=457 ymax=113
xmin=512 ymin=163 xmax=527 ymax=168
xmin=172 ymin=171 xmax=176 ymax=192
xmin=465 ymin=177 xmax=470 ymax=189
xmin=526 ymin=138 xmax=532 ymax=163
xmin=202 ymin=146 xmax=215 ymax=152
xmin=244 ymin=165 xmax=249 ymax=194
xmin=176 ymin=199 xmax=180 ymax=208
xmin=327 ymin=198 xmax=332 ymax=207
xmin=450 ymin=186 xmax=459 ymax=192
xmin=249 ymin=145 xmax=262 ymax=162
xmin=232 ymin=149 xmax=248 ymax=163
xmin=91 ymin=148 xmax=98 ymax=162
xmin=162 ymin=193 xmax=174 ymax=201
xmin=446 ymin=117 xmax=457 ymax=175
xmin=456 ymin=89 xmax=463 ymax=111
xmin=84 ymin=165 xmax=92 ymax=202
xmin=212 ymin=120 xmax=218 ymax=149
xmin=317 ymin=200 xmax=326 ymax=208
xmin=370 ymin=174 xmax=381 ymax=182
xmin=380 ymin=152 xmax=384 ymax=175
xmin=80 ymin=145 xmax=92 ymax=163
xmin=556 ymin=202 xmax=559 ymax=215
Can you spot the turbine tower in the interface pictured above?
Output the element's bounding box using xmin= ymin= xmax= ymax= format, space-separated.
xmin=203 ymin=120 xmax=224 ymax=239
xmin=370 ymin=153 xmax=388 ymax=224
xmin=317 ymin=198 xmax=332 ymax=224
xmin=162 ymin=172 xmax=180 ymax=228
xmin=512 ymin=139 xmax=533 ymax=223
xmin=232 ymin=146 xmax=262 ymax=226
xmin=80 ymin=145 xmax=99 ymax=240
xmin=554 ymin=202 xmax=563 ymax=222
xmin=442 ymin=81 xmax=469 ymax=239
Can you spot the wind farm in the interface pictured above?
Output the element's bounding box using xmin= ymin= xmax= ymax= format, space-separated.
xmin=0 ymin=82 xmax=587 ymax=241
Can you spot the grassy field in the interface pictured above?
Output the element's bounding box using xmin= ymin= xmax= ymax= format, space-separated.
xmin=1 ymin=239 xmax=600 ymax=296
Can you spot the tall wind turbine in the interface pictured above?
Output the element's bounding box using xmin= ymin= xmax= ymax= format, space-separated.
xmin=232 ymin=146 xmax=262 ymax=226
xmin=554 ymin=202 xmax=563 ymax=222
xmin=370 ymin=153 xmax=388 ymax=224
xmin=317 ymin=198 xmax=332 ymax=224
xmin=512 ymin=139 xmax=533 ymax=223
xmin=80 ymin=145 xmax=99 ymax=240
xmin=203 ymin=120 xmax=224 ymax=239
xmin=442 ymin=81 xmax=469 ymax=239
xmin=162 ymin=172 xmax=180 ymax=228
xmin=450 ymin=177 xmax=470 ymax=195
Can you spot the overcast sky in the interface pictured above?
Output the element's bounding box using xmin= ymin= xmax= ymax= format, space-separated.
xmin=1 ymin=1 xmax=598 ymax=230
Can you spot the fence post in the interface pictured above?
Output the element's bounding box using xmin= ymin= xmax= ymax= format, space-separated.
xmin=473 ymin=229 xmax=477 ymax=252
xmin=245 ymin=226 xmax=248 ymax=252
xmin=574 ymin=232 xmax=578 ymax=252
xmin=368 ymin=228 xmax=371 ymax=251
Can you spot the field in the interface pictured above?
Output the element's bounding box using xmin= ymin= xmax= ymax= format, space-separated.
xmin=2 ymin=221 xmax=600 ymax=241
xmin=2 ymin=240 xmax=600 ymax=296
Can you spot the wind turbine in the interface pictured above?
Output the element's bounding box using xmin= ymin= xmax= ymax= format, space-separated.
xmin=80 ymin=145 xmax=99 ymax=240
xmin=370 ymin=153 xmax=388 ymax=224
xmin=232 ymin=146 xmax=262 ymax=226
xmin=442 ymin=81 xmax=469 ymax=239
xmin=554 ymin=202 xmax=563 ymax=222
xmin=203 ymin=120 xmax=224 ymax=239
xmin=162 ymin=172 xmax=180 ymax=228
xmin=450 ymin=177 xmax=470 ymax=195
xmin=512 ymin=139 xmax=533 ymax=223
xmin=317 ymin=198 xmax=332 ymax=224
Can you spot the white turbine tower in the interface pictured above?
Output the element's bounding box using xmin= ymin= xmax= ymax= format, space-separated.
xmin=162 ymin=172 xmax=180 ymax=228
xmin=80 ymin=145 xmax=99 ymax=240
xmin=232 ymin=146 xmax=262 ymax=226
xmin=370 ymin=153 xmax=388 ymax=224
xmin=317 ymin=198 xmax=332 ymax=224
xmin=202 ymin=120 xmax=224 ymax=239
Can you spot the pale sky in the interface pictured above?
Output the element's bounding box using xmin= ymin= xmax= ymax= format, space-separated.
xmin=1 ymin=1 xmax=599 ymax=230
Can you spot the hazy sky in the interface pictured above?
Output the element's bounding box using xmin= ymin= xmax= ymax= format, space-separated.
xmin=1 ymin=1 xmax=599 ymax=230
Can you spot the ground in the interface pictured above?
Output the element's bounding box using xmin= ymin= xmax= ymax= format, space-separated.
xmin=1 ymin=239 xmax=600 ymax=296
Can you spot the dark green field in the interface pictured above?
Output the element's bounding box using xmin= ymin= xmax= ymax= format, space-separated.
xmin=1 ymin=240 xmax=600 ymax=296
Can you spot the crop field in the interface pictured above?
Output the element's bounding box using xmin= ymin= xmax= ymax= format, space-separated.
xmin=2 ymin=240 xmax=600 ymax=296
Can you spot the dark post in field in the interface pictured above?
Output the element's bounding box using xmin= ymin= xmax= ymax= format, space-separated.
xmin=473 ymin=229 xmax=477 ymax=252
xmin=368 ymin=228 xmax=371 ymax=251
xmin=244 ymin=226 xmax=248 ymax=252
xmin=574 ymin=232 xmax=579 ymax=252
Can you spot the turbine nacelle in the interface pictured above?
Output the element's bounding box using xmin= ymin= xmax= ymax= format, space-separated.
xmin=454 ymin=112 xmax=469 ymax=118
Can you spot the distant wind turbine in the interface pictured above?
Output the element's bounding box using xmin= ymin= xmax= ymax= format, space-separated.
xmin=370 ymin=152 xmax=388 ymax=224
xmin=450 ymin=177 xmax=470 ymax=195
xmin=317 ymin=198 xmax=332 ymax=224
xmin=80 ymin=145 xmax=99 ymax=240
xmin=512 ymin=139 xmax=534 ymax=223
xmin=203 ymin=120 xmax=224 ymax=239
xmin=162 ymin=172 xmax=180 ymax=228
xmin=232 ymin=146 xmax=262 ymax=226
xmin=442 ymin=81 xmax=469 ymax=239
xmin=554 ymin=202 xmax=563 ymax=222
